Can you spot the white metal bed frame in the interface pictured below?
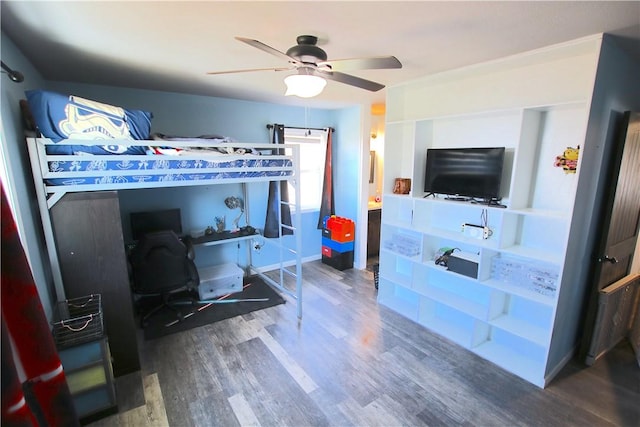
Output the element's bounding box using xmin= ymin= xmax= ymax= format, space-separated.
xmin=26 ymin=137 xmax=304 ymax=318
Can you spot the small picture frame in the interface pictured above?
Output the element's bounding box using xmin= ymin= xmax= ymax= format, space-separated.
xmin=393 ymin=178 xmax=411 ymax=194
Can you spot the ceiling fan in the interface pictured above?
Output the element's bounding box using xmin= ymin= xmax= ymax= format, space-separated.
xmin=207 ymin=35 xmax=402 ymax=96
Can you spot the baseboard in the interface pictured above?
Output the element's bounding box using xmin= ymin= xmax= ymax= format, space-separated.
xmin=544 ymin=346 xmax=577 ymax=387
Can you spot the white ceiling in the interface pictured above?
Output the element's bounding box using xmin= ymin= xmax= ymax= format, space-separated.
xmin=2 ymin=1 xmax=639 ymax=110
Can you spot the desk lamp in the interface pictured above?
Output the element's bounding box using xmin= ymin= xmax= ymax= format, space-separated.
xmin=224 ymin=196 xmax=244 ymax=232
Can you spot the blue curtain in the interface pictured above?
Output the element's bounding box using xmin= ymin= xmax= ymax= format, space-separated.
xmin=263 ymin=124 xmax=293 ymax=238
xmin=317 ymin=128 xmax=335 ymax=229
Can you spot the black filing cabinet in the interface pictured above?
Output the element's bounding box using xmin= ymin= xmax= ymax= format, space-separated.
xmin=50 ymin=191 xmax=140 ymax=376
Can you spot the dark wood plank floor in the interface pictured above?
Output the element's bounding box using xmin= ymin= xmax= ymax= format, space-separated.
xmin=90 ymin=260 xmax=639 ymax=427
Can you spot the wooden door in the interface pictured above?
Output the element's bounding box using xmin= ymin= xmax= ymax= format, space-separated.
xmin=630 ymin=297 xmax=640 ymax=366
xmin=582 ymin=111 xmax=640 ymax=365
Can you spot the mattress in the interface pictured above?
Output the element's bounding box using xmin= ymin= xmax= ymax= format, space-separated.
xmin=43 ymin=156 xmax=294 ymax=186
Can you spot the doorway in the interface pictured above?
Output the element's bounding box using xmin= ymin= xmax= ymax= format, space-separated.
xmin=367 ymin=104 xmax=385 ymax=270
xmin=581 ymin=111 xmax=640 ymax=365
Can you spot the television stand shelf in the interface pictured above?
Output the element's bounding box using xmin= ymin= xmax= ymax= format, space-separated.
xmin=377 ymin=35 xmax=608 ymax=388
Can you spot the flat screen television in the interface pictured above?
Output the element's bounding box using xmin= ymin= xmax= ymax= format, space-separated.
xmin=424 ymin=147 xmax=505 ymax=201
xmin=130 ymin=208 xmax=182 ymax=241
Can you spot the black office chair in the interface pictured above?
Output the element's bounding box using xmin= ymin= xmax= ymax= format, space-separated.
xmin=129 ymin=230 xmax=200 ymax=327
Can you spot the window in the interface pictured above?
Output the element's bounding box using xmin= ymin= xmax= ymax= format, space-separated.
xmin=284 ymin=128 xmax=328 ymax=211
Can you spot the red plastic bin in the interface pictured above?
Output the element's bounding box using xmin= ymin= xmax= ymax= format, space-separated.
xmin=325 ymin=216 xmax=355 ymax=243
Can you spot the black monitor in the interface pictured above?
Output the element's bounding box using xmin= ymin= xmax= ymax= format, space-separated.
xmin=130 ymin=208 xmax=182 ymax=241
xmin=424 ymin=147 xmax=505 ymax=200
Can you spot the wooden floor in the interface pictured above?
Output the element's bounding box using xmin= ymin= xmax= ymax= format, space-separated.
xmin=89 ymin=260 xmax=639 ymax=427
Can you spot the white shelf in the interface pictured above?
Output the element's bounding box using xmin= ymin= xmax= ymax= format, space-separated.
xmin=418 ymin=286 xmax=488 ymax=320
xmin=418 ymin=195 xmax=508 ymax=210
xmin=378 ymin=37 xmax=600 ymax=388
xmin=377 ymin=278 xmax=419 ymax=321
xmin=377 ymin=270 xmax=412 ymax=288
xmin=473 ymin=340 xmax=546 ymax=387
xmin=506 ymin=207 xmax=570 ymax=219
xmin=481 ymin=278 xmax=556 ymax=306
xmin=379 ymin=246 xmax=421 ymax=263
xmin=490 ymin=315 xmax=550 ymax=346
xmin=417 ymin=299 xmax=479 ymax=348
xmin=418 ymin=315 xmax=473 ymax=348
xmin=381 ymin=218 xmax=413 ymax=230
xmin=412 ymin=225 xmax=500 ymax=250
xmin=498 ymin=244 xmax=562 ymax=265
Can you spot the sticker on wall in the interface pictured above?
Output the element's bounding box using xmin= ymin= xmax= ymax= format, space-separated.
xmin=554 ymin=145 xmax=580 ymax=174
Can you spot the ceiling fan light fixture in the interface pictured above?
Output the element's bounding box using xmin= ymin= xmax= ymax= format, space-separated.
xmin=284 ymin=74 xmax=327 ymax=98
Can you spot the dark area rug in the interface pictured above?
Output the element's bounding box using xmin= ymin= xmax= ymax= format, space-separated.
xmin=142 ymin=276 xmax=285 ymax=341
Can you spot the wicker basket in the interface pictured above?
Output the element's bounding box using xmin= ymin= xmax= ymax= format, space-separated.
xmin=52 ymin=294 xmax=103 ymax=348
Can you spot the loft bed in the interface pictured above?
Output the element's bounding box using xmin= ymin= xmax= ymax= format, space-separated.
xmin=27 ymin=137 xmax=296 ymax=205
xmin=21 ymin=90 xmax=303 ymax=318
xmin=26 ymin=135 xmax=304 ymax=318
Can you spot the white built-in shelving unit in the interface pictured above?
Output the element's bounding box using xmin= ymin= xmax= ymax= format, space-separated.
xmin=378 ymin=35 xmax=605 ymax=387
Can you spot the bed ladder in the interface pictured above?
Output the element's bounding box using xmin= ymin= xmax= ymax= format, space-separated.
xmin=251 ymin=150 xmax=303 ymax=319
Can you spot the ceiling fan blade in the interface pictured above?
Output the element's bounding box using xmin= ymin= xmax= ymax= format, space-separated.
xmin=319 ymin=56 xmax=402 ymax=72
xmin=315 ymin=69 xmax=385 ymax=92
xmin=235 ymin=37 xmax=301 ymax=65
xmin=207 ymin=66 xmax=292 ymax=75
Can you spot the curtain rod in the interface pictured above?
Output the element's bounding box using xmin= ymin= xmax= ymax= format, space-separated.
xmin=266 ymin=124 xmax=334 ymax=132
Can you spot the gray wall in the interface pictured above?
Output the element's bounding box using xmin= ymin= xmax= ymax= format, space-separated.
xmin=548 ymin=35 xmax=640 ymax=377
xmin=1 ymin=33 xmax=55 ymax=318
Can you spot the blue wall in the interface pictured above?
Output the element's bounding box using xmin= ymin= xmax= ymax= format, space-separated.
xmin=331 ymin=106 xmax=364 ymax=223
xmin=1 ymin=33 xmax=55 ymax=318
xmin=1 ymin=32 xmax=365 ymax=314
xmin=45 ymin=82 xmax=356 ymax=268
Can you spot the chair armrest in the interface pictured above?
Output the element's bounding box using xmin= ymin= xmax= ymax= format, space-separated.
xmin=183 ymin=236 xmax=196 ymax=260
